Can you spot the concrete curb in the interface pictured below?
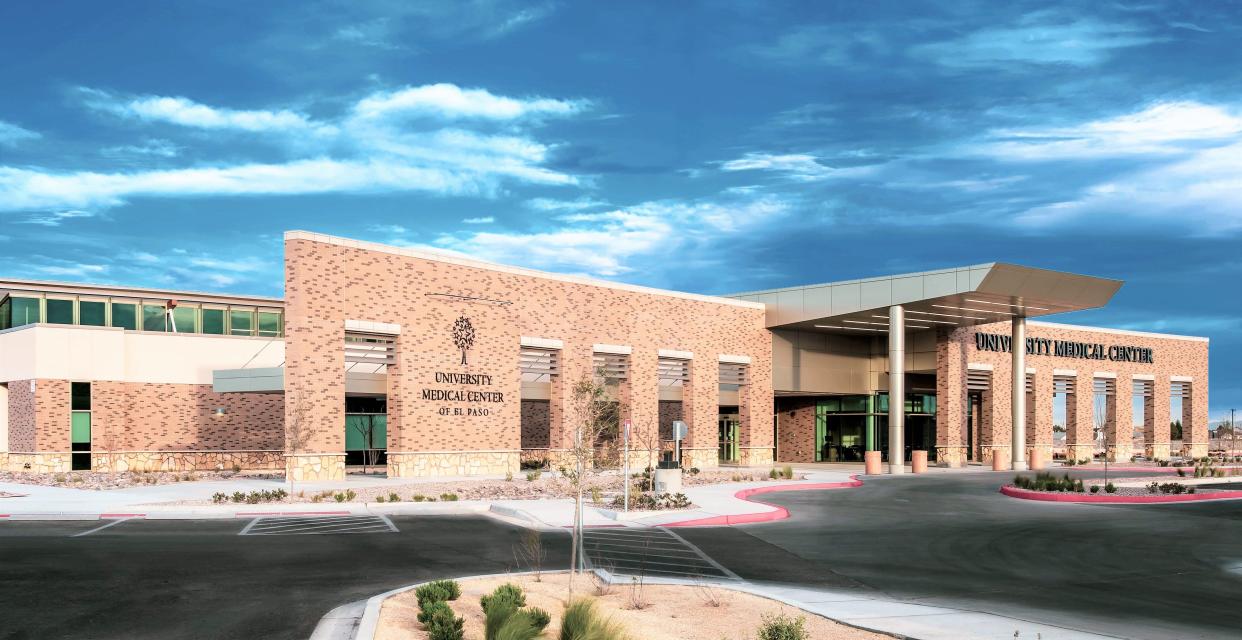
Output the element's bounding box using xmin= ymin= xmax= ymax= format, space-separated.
xmin=662 ymin=476 xmax=864 ymax=527
xmin=999 ymin=484 xmax=1242 ymax=503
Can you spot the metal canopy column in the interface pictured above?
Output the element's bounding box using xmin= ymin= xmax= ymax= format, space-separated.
xmin=888 ymin=305 xmax=905 ymax=474
xmin=1011 ymin=316 xmax=1028 ymax=471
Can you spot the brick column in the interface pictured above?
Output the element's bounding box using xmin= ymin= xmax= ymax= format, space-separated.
xmin=1185 ymin=381 xmax=1209 ymax=458
xmin=682 ymin=356 xmax=720 ymax=470
xmin=1066 ymin=372 xmax=1095 ymax=463
xmin=1107 ymin=379 xmax=1133 ymax=462
xmin=628 ymin=349 xmax=659 ymax=468
xmin=1029 ymin=368 xmax=1054 ymax=467
xmin=1148 ymin=375 xmax=1171 ymax=460
xmin=984 ymin=365 xmax=1011 ymax=467
xmin=935 ymin=332 xmax=967 ymax=467
xmin=284 ymin=238 xmax=347 ymax=482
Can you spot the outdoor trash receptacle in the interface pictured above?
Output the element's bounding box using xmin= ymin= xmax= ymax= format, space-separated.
xmin=912 ymin=450 xmax=928 ymax=473
xmin=654 ymin=467 xmax=682 ymax=494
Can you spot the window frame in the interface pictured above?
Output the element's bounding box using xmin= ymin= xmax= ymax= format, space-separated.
xmin=78 ymin=298 xmax=108 ymax=327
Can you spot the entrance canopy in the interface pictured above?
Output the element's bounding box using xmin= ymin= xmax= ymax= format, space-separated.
xmin=729 ymin=263 xmax=1122 ymax=334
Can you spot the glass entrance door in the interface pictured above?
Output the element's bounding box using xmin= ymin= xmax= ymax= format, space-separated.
xmin=718 ymin=411 xmax=739 ymax=462
xmin=967 ymin=391 xmax=982 ymax=462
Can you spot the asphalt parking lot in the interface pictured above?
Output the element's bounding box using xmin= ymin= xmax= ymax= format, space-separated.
xmin=2 ymin=471 xmax=1240 ymax=640
xmin=678 ymin=471 xmax=1242 ymax=640
xmin=0 ymin=515 xmax=571 ymax=640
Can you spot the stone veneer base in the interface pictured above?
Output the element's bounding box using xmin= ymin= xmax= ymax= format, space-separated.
xmin=92 ymin=450 xmax=283 ymax=473
xmin=286 ymin=453 xmax=346 ymax=482
xmin=738 ymin=446 xmax=774 ymax=467
xmin=387 ymin=450 xmax=518 ymax=478
xmin=7 ymin=452 xmax=72 ymax=473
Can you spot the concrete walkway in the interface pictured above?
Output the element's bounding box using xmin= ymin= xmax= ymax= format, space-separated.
xmin=0 ymin=468 xmax=870 ymax=526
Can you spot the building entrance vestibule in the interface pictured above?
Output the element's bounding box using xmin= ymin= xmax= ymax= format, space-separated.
xmin=813 ymin=393 xmax=936 ymax=463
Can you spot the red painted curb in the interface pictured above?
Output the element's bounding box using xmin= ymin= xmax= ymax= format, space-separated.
xmin=234 ymin=510 xmax=352 ymax=516
xmin=1000 ymin=485 xmax=1242 ymax=503
xmin=663 ymin=477 xmax=864 ymax=527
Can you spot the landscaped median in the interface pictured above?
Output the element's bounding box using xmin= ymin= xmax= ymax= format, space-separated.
xmin=660 ymin=476 xmax=864 ymax=527
xmin=370 ymin=571 xmax=890 ymax=640
xmin=1000 ymin=471 xmax=1242 ymax=504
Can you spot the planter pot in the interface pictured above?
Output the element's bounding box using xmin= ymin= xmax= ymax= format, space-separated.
xmin=864 ymin=450 xmax=883 ymax=475
xmin=911 ymin=450 xmax=928 ymax=474
xmin=1029 ymin=448 xmax=1045 ymax=470
xmin=654 ymin=467 xmax=682 ymax=494
xmin=992 ymin=453 xmax=1009 ymax=471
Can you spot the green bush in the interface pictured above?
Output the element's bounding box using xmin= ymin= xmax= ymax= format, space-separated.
xmin=559 ymin=598 xmax=628 ymax=640
xmin=526 ymin=470 xmax=542 ymax=482
xmin=334 ymin=492 xmax=347 ymax=503
xmin=425 ymin=606 xmax=464 ymax=640
xmin=527 ymin=607 xmax=551 ymax=631
xmin=1105 ymin=483 xmax=1117 ymax=493
xmin=757 ymin=613 xmax=808 ymax=640
xmin=493 ymin=610 xmax=545 ymax=640
xmin=484 ymin=598 xmax=519 ymax=640
xmin=415 ymin=583 xmax=452 ymax=609
xmin=375 ymin=495 xmax=386 ymax=503
xmin=427 ymin=579 xmax=461 ymax=601
xmin=782 ymin=464 xmax=794 ymax=479
xmin=418 ymin=600 xmax=453 ymax=625
xmin=441 ymin=492 xmax=459 ymax=502
xmin=212 ymin=492 xmax=228 ymax=503
xmin=388 ymin=492 xmax=401 ymax=502
xmin=481 ymin=583 xmax=525 ymax=612
xmin=1090 ymin=485 xmax=1100 ymax=494
xmin=412 ymin=494 xmax=427 ymax=502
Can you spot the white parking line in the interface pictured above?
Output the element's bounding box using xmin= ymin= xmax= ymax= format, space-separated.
xmin=239 ymin=515 xmax=399 ymax=536
xmin=72 ymin=518 xmax=133 ymax=537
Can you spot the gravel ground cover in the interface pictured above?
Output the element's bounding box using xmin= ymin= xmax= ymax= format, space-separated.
xmin=0 ymin=469 xmax=279 ymax=490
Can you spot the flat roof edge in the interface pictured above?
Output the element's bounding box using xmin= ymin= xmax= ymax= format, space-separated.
xmin=1027 ymin=320 xmax=1209 ymax=343
xmin=0 ymin=278 xmax=283 ymax=306
xmin=285 ymin=230 xmax=765 ymax=310
xmin=726 ymin=263 xmax=998 ymax=298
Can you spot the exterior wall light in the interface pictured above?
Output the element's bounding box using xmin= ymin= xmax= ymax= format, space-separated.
xmin=213 ymin=407 xmax=228 ymax=419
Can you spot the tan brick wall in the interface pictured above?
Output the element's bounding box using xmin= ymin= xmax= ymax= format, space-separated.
xmin=284 ymin=236 xmax=773 ymax=478
xmin=775 ymin=397 xmax=818 ymax=463
xmin=91 ymin=382 xmax=283 ymax=452
xmin=520 ymin=399 xmax=550 ymax=449
xmin=938 ymin=322 xmax=1209 ymax=463
xmin=7 ymin=379 xmax=37 ymax=452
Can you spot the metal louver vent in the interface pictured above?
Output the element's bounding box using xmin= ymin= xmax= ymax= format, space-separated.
xmin=344 ymin=332 xmax=395 ymax=368
xmin=519 ymin=347 xmax=559 ymax=382
xmin=657 ymin=357 xmax=690 ymax=385
xmin=719 ymin=362 xmax=749 ymax=386
xmin=1053 ymin=375 xmax=1076 ymax=395
xmin=1132 ymin=379 xmax=1154 ymax=397
xmin=1093 ymin=378 xmax=1116 ymax=396
xmin=1171 ymin=381 xmax=1192 ymax=398
xmin=967 ymin=370 xmax=991 ymax=391
xmin=592 ymin=352 xmax=629 ymax=380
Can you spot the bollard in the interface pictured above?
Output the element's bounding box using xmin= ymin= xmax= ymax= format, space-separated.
xmin=1029 ymin=447 xmax=1044 ymax=471
xmin=864 ymin=450 xmax=883 ymax=475
xmin=911 ymin=450 xmax=928 ymax=473
xmin=992 ymin=452 xmax=1009 ymax=471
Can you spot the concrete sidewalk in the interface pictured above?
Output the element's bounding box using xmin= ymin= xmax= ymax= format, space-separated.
xmin=0 ymin=468 xmax=869 ymax=526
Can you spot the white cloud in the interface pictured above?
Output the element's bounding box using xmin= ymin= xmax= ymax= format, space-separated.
xmin=0 ymin=83 xmax=588 ymax=212
xmin=432 ymin=193 xmax=791 ymax=277
xmin=15 ymin=210 xmax=98 ymax=226
xmin=976 ymin=102 xmax=1242 ymax=160
xmin=462 ymin=216 xmax=494 ymax=224
xmin=524 ymin=197 xmax=609 ymax=212
xmin=36 ymin=261 xmax=108 ymax=277
xmin=0 ymin=120 xmax=39 ymax=146
xmin=352 ymin=83 xmax=587 ymax=121
xmin=914 ymin=12 xmax=1161 ymax=69
xmin=86 ymin=89 xmax=331 ymax=134
xmin=101 ymin=138 xmax=180 ymax=158
xmin=720 ymin=152 xmax=874 ymax=182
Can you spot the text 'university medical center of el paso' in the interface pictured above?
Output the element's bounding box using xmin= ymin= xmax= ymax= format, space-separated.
xmin=0 ymin=231 xmax=1208 ymax=479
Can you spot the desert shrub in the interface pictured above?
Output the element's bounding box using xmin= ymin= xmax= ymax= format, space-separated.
xmin=559 ymin=598 xmax=628 ymax=640
xmin=526 ymin=470 xmax=542 ymax=482
xmin=491 ymin=610 xmax=543 ymax=640
xmin=1148 ymin=482 xmax=1159 ymax=493
xmin=1105 ymin=483 xmax=1117 ymax=493
xmin=415 ymin=583 xmax=452 ymax=609
xmin=484 ymin=598 xmax=519 ymax=640
xmin=782 ymin=464 xmax=794 ymax=479
xmin=427 ymin=579 xmax=461 ymax=600
xmin=440 ymin=492 xmax=459 ymax=502
xmin=769 ymin=468 xmax=778 ymax=479
xmin=388 ymin=492 xmax=400 ymax=502
xmin=412 ymin=494 xmax=427 ymax=502
xmin=425 ymin=606 xmax=464 ymax=640
xmin=1177 ymin=468 xmax=1186 ymax=477
xmin=376 ymin=495 xmax=386 ymax=503
xmin=481 ymin=583 xmax=525 ymax=612
xmin=418 ymin=600 xmax=453 ymax=625
xmin=231 ymin=491 xmax=246 ymax=503
xmin=505 ymin=471 xmax=514 ymax=482
xmin=590 ymin=487 xmax=603 ymax=504
xmin=334 ymin=493 xmax=346 ymax=503
xmin=212 ymin=492 xmax=228 ymax=503
xmin=1090 ymin=485 xmax=1100 ymax=494
xmin=232 ymin=464 xmax=241 ymax=473
xmin=757 ymin=613 xmax=808 ymax=640
xmin=687 ymin=467 xmax=700 ymax=475
xmin=526 ymin=607 xmax=551 ymax=631
xmin=345 ymin=489 xmax=357 ymax=501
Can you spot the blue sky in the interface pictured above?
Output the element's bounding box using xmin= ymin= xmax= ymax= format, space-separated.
xmin=0 ymin=1 xmax=1238 ymax=419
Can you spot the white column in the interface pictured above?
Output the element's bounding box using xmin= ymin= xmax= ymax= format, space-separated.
xmin=888 ymin=305 xmax=905 ymax=474
xmin=1011 ymin=317 xmax=1027 ymax=471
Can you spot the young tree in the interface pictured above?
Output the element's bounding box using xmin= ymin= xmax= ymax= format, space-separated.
xmin=284 ymin=393 xmax=319 ymax=489
xmin=564 ymin=372 xmax=620 ymax=598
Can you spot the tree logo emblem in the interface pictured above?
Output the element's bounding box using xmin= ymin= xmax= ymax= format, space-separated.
xmin=452 ymin=316 xmax=476 ymax=365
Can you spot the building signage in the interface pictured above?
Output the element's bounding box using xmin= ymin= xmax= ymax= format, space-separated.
xmin=424 ymin=316 xmax=503 ymax=416
xmin=975 ymin=333 xmax=1154 ymax=364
